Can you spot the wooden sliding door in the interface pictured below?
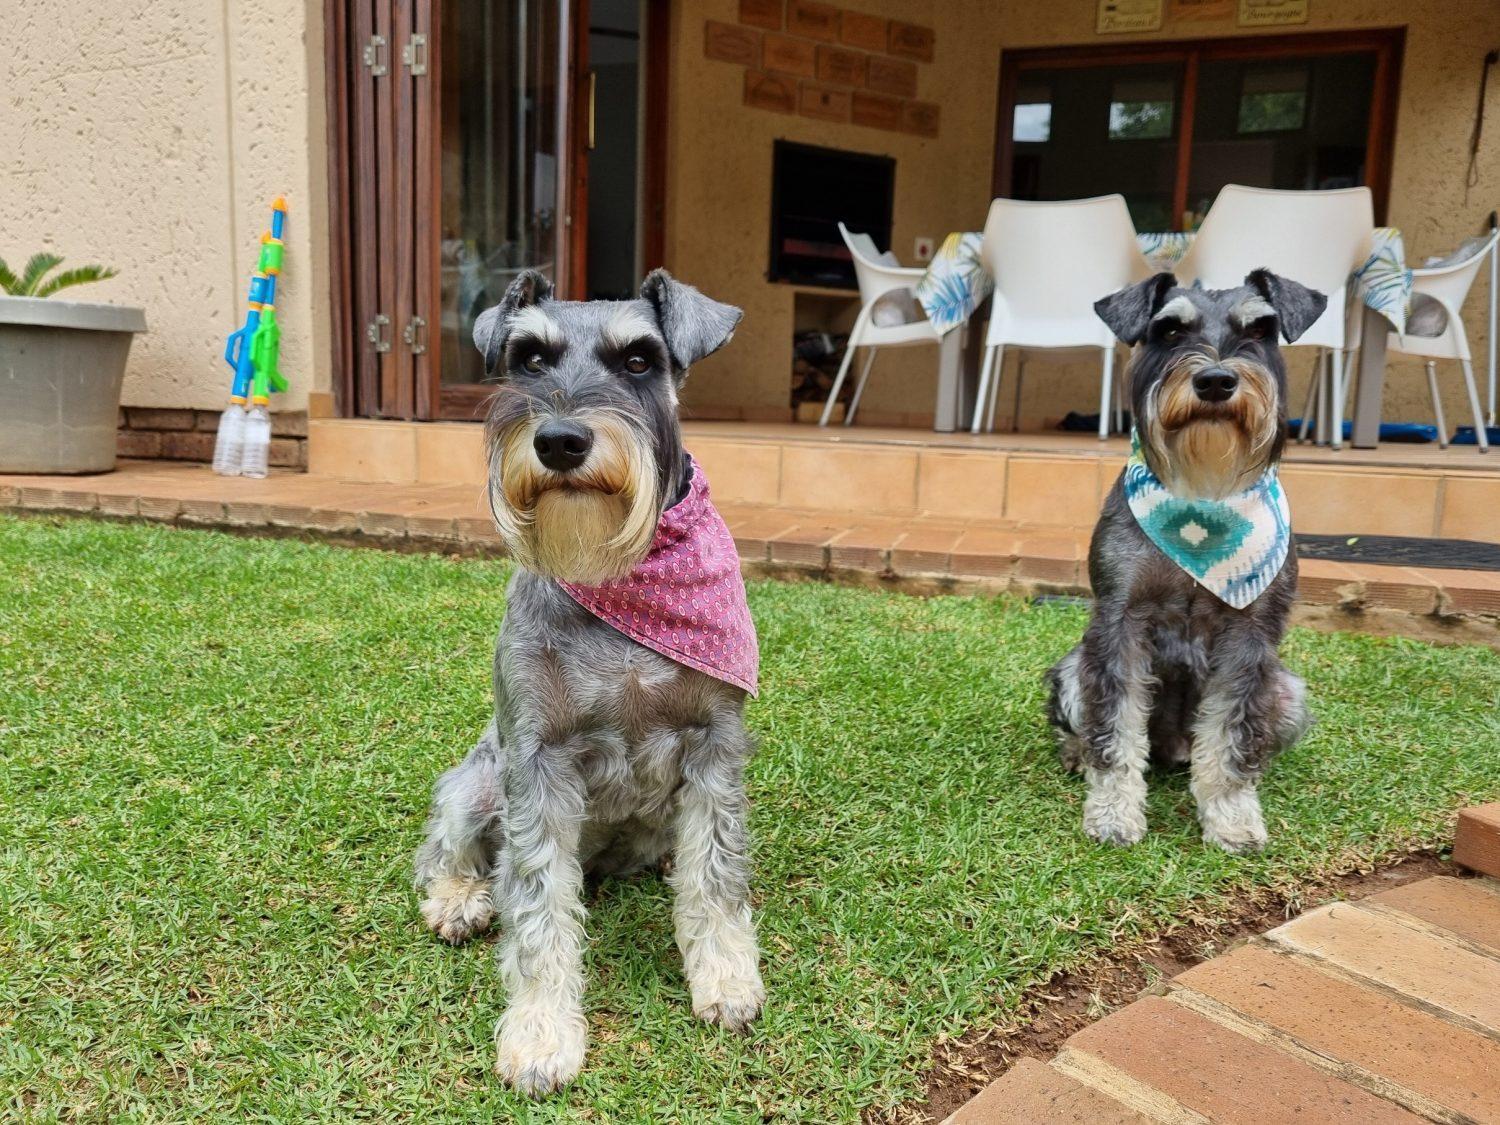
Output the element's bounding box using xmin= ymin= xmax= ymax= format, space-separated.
xmin=328 ymin=0 xmax=670 ymax=421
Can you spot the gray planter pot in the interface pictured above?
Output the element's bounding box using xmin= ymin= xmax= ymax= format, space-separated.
xmin=0 ymin=296 xmax=148 ymax=474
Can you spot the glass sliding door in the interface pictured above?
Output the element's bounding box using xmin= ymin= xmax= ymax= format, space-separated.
xmin=437 ymin=0 xmax=565 ymax=402
xmin=994 ymin=30 xmax=1402 ymax=235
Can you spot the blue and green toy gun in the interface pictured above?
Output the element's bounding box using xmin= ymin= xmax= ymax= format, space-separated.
xmin=223 ymin=197 xmax=289 ymax=407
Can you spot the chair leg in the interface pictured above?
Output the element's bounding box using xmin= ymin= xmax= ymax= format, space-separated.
xmin=1297 ymin=351 xmax=1320 ymax=443
xmin=1460 ymin=359 xmax=1490 ymax=453
xmin=845 ymin=348 xmax=878 ymax=426
xmin=1010 ymin=354 xmax=1025 ymax=433
xmin=986 ymin=350 xmax=1004 ymax=433
xmin=1098 ymin=346 xmax=1114 ymax=440
xmin=819 ymin=341 xmax=858 ymax=427
xmin=971 ymin=345 xmax=1000 ymax=435
xmin=1328 ymin=347 xmax=1344 ymax=450
xmin=1425 ymin=361 xmax=1449 ymax=449
xmin=1314 ymin=354 xmax=1326 ymax=444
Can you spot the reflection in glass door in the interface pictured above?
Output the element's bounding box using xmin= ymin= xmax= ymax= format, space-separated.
xmin=995 ymin=30 xmax=1401 ymax=234
xmin=438 ymin=0 xmax=564 ymax=403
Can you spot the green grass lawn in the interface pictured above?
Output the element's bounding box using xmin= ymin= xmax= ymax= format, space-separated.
xmin=2 ymin=514 xmax=1497 ymax=1123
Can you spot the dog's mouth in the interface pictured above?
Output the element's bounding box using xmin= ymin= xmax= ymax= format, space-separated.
xmin=486 ymin=411 xmax=661 ymax=583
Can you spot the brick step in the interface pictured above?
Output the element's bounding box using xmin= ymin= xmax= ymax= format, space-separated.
xmin=1455 ymin=804 xmax=1500 ymax=880
xmin=4 ymin=463 xmax=1500 ymax=632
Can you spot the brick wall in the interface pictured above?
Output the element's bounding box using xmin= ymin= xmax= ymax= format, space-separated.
xmin=705 ymin=0 xmax=939 ymax=135
xmin=117 ymin=407 xmax=308 ymax=470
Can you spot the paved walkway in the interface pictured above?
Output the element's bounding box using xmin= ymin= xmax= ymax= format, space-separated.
xmin=946 ymin=805 xmax=1500 ymax=1124
xmin=3 ymin=461 xmax=1499 ymax=626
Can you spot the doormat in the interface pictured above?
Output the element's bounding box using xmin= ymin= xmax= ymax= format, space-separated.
xmin=1298 ymin=534 xmax=1500 ymax=572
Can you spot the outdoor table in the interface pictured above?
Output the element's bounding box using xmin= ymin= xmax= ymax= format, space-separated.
xmin=914 ymin=228 xmax=1412 ymax=446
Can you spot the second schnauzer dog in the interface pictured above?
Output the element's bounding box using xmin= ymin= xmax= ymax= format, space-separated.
xmin=1047 ymin=269 xmax=1326 ymax=853
xmin=415 ymin=270 xmax=764 ymax=1094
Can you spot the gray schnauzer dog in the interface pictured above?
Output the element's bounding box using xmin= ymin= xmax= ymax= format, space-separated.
xmin=1046 ymin=269 xmax=1326 ymax=853
xmin=414 ymin=270 xmax=764 ymax=1094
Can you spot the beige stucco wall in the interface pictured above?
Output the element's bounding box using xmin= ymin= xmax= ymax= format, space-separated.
xmin=668 ymin=0 xmax=1500 ymax=430
xmin=1 ymin=0 xmax=330 ymax=414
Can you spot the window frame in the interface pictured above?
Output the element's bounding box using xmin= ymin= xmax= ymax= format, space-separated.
xmin=991 ymin=27 xmax=1404 ymax=231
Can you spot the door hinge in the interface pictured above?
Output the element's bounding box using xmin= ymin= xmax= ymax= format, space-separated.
xmin=362 ymin=35 xmax=388 ymax=76
xmin=367 ymin=314 xmax=391 ymax=353
xmin=402 ymin=316 xmax=427 ymax=355
xmin=402 ymin=33 xmax=428 ymax=76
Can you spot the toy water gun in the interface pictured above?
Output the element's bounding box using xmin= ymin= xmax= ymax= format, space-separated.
xmin=224 ymin=198 xmax=289 ymax=404
xmin=214 ymin=198 xmax=289 ymax=477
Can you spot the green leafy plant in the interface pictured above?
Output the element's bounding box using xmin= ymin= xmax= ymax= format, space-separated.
xmin=0 ymin=252 xmax=117 ymax=298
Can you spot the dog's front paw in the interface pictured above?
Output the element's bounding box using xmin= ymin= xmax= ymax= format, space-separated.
xmin=692 ymin=968 xmax=765 ymax=1032
xmin=1082 ymin=799 xmax=1147 ymax=847
xmin=419 ymin=875 xmax=495 ymax=944
xmin=1200 ymin=800 xmax=1268 ymax=854
xmin=495 ymin=1004 xmax=587 ymax=1096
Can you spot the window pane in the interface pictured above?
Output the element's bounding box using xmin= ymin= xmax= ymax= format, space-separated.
xmin=1006 ymin=62 xmax=1182 ymax=232
xmin=1187 ymin=51 xmax=1375 ymax=227
xmin=1108 ymin=78 xmax=1175 ymax=140
xmin=438 ymin=0 xmax=563 ymax=386
xmin=1237 ymin=65 xmax=1308 ymax=133
xmin=1013 ymin=103 xmax=1052 ymax=142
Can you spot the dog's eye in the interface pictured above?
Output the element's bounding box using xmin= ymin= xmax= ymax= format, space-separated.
xmin=1243 ymin=321 xmax=1271 ymax=341
xmin=522 ymin=353 xmax=544 ymax=374
xmin=1162 ymin=326 xmax=1183 ymax=343
xmin=623 ymin=355 xmax=651 ymax=376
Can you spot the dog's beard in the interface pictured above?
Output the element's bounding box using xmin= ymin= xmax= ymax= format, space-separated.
xmin=487 ymin=410 xmax=660 ymax=583
xmin=1145 ymin=352 xmax=1279 ymax=500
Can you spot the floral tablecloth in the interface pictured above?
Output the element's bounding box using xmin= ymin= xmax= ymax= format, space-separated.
xmin=913 ymin=226 xmax=1413 ymax=336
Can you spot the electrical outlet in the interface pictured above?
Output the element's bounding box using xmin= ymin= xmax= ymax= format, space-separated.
xmin=914 ymin=236 xmax=935 ymax=263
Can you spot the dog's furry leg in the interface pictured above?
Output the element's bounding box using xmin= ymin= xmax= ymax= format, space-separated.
xmin=1045 ymin=647 xmax=1088 ymax=773
xmin=494 ymin=738 xmax=588 ymax=1097
xmin=1191 ymin=646 xmax=1309 ymax=854
xmin=1078 ymin=618 xmax=1153 ymax=847
xmin=670 ymin=715 xmax=764 ymax=1031
xmin=414 ymin=723 xmax=505 ymax=944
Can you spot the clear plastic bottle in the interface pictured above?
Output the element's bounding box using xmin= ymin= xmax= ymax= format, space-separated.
xmin=240 ymin=404 xmax=272 ymax=479
xmin=212 ymin=401 xmax=247 ymax=476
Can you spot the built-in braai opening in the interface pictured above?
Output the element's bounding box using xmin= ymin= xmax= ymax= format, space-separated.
xmin=769 ymin=140 xmax=895 ymax=289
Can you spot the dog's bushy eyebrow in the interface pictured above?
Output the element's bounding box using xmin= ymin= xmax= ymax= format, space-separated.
xmin=505 ymin=332 xmax=566 ymax=366
xmin=1151 ymin=295 xmax=1201 ymax=326
xmin=595 ymin=334 xmax=668 ymax=366
xmin=1230 ymin=296 xmax=1278 ymax=329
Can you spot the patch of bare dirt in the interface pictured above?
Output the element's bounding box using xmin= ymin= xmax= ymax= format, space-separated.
xmin=884 ymin=850 xmax=1456 ymax=1125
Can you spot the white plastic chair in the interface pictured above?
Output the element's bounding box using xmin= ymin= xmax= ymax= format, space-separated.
xmin=972 ymin=195 xmax=1153 ymax=438
xmin=1387 ymin=230 xmax=1497 ymax=453
xmin=818 ymin=223 xmax=941 ymax=427
xmin=1173 ymin=184 xmax=1373 ymax=450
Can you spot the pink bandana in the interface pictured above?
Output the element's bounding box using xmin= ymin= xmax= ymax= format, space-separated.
xmin=559 ymin=458 xmax=759 ymax=695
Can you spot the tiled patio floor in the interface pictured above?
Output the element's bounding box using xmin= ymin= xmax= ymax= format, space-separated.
xmin=946 ymin=804 xmax=1500 ymax=1124
xmin=3 ymin=460 xmax=1499 ymax=624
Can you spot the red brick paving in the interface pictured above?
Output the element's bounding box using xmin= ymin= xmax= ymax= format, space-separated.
xmin=1177 ymin=944 xmax=1500 ymax=1122
xmin=1067 ymin=996 xmax=1419 ymax=1124
xmin=945 ymin=1058 xmax=1151 ymax=1124
xmin=944 ymin=806 xmax=1500 ymax=1124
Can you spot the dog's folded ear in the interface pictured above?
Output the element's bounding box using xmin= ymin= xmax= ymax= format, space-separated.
xmin=1094 ymin=272 xmax=1178 ymax=345
xmin=640 ymin=269 xmax=744 ymax=377
xmin=1244 ymin=269 xmax=1328 ymax=344
xmin=473 ymin=269 xmax=554 ymax=374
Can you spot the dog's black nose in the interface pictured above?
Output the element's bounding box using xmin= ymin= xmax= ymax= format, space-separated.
xmin=1192 ymin=369 xmax=1239 ymax=403
xmin=533 ymin=420 xmax=593 ymax=472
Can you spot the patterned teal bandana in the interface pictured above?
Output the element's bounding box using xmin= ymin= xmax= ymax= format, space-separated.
xmin=1122 ymin=430 xmax=1291 ymax=610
